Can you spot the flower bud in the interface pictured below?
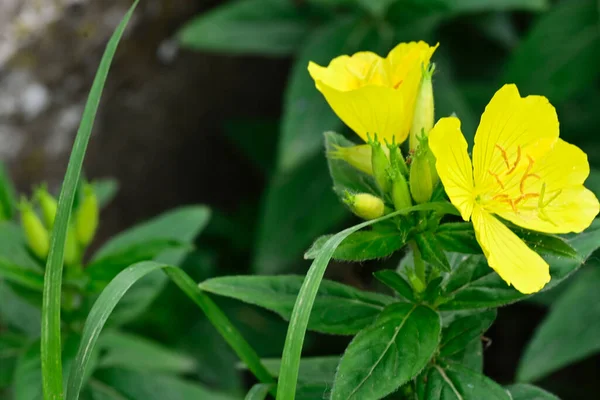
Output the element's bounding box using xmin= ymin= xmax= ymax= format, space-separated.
xmin=409 ymin=147 xmax=437 ymax=204
xmin=388 ymin=143 xmax=409 ymax=177
xmin=409 ymin=63 xmax=435 ymax=152
xmin=328 ymin=144 xmax=374 ymax=175
xmin=344 ymin=192 xmax=385 ymax=220
xmin=74 ymin=184 xmax=99 ymax=247
xmin=370 ymin=138 xmax=392 ymax=193
xmin=35 ymin=186 xmax=58 ymax=228
xmin=20 ymin=199 xmax=49 ymax=260
xmin=391 ymin=171 xmax=412 ymax=211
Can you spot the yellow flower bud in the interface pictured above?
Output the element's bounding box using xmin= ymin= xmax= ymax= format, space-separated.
xmin=75 ymin=184 xmax=99 ymax=247
xmin=344 ymin=192 xmax=385 ymax=220
xmin=409 ymin=148 xmax=436 ymax=204
xmin=392 ymin=172 xmax=412 ymax=211
xmin=409 ymin=63 xmax=435 ymax=152
xmin=370 ymin=137 xmax=392 ymax=194
xmin=20 ymin=199 xmax=50 ymax=260
xmin=328 ymin=144 xmax=374 ymax=175
xmin=35 ymin=186 xmax=58 ymax=228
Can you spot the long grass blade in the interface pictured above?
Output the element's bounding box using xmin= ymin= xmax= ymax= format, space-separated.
xmin=245 ymin=384 xmax=274 ymax=400
xmin=66 ymin=261 xmax=275 ymax=400
xmin=275 ymin=202 xmax=455 ymax=399
xmin=40 ymin=2 xmax=139 ymax=399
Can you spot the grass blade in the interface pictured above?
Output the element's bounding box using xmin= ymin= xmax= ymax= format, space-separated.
xmin=275 ymin=202 xmax=455 ymax=399
xmin=66 ymin=261 xmax=275 ymax=400
xmin=245 ymin=384 xmax=274 ymax=400
xmin=40 ymin=2 xmax=139 ymax=399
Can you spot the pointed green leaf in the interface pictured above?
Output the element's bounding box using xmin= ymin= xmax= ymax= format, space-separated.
xmin=331 ymin=303 xmax=440 ymax=400
xmin=373 ymin=270 xmax=416 ymax=302
xmin=415 ymin=232 xmax=451 ymax=272
xmin=507 ymin=383 xmax=559 ymax=399
xmin=305 ymin=229 xmax=405 ymax=262
xmin=440 ymin=310 xmax=496 ymax=357
xmin=200 ymin=275 xmax=395 ymax=335
xmin=446 ymin=338 xmax=484 ymax=372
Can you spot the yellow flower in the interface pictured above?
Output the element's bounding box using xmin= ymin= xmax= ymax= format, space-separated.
xmin=308 ymin=41 xmax=438 ymax=144
xmin=429 ymin=84 xmax=599 ymax=294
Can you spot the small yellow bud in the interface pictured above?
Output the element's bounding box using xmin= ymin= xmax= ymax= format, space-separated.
xmin=409 ymin=148 xmax=436 ymax=204
xmin=328 ymin=144 xmax=374 ymax=175
xmin=392 ymin=172 xmax=412 ymax=211
xmin=35 ymin=186 xmax=58 ymax=228
xmin=20 ymin=199 xmax=50 ymax=260
xmin=74 ymin=184 xmax=99 ymax=247
xmin=344 ymin=192 xmax=386 ymax=220
xmin=409 ymin=63 xmax=435 ymax=152
xmin=370 ymin=137 xmax=392 ymax=194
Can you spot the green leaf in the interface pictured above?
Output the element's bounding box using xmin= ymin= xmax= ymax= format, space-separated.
xmin=245 ymin=384 xmax=273 ymax=400
xmin=517 ymin=265 xmax=600 ymax=382
xmin=0 ymin=332 xmax=26 ymax=389
xmin=507 ymin=383 xmax=559 ymax=399
xmin=440 ymin=310 xmax=496 ymax=357
xmin=437 ymin=0 xmax=548 ymax=12
xmin=418 ymin=362 xmax=511 ymax=400
xmin=0 ymin=162 xmax=16 ymax=220
xmin=446 ymin=338 xmax=484 ymax=372
xmin=331 ymin=303 xmax=440 ymax=400
xmin=323 ymin=131 xmax=378 ymax=197
xmin=92 ymin=179 xmax=119 ymax=209
xmin=436 ymin=222 xmax=482 ymax=254
xmin=0 ymin=281 xmax=41 ymax=336
xmin=0 ymin=259 xmax=45 ymax=291
xmin=439 ymin=220 xmax=600 ymax=310
xmin=95 ymin=368 xmax=237 ymax=400
xmin=86 ymin=239 xmax=185 ymax=288
xmin=96 ymin=331 xmax=196 ymax=374
xmin=253 ymin=154 xmax=348 ymax=274
xmin=278 ymin=17 xmax=379 ymax=170
xmin=93 ymin=206 xmax=210 ymax=260
xmin=509 ymin=225 xmax=578 ymax=259
xmin=200 ymin=275 xmax=395 ymax=335
xmin=65 ymin=261 xmax=274 ymax=400
xmin=250 ymin=356 xmax=339 ymax=385
xmin=304 ymin=230 xmax=406 ymax=262
xmin=275 ymin=203 xmax=460 ymax=400
xmin=415 ymin=232 xmax=451 ymax=272
xmin=0 ymin=222 xmax=43 ymax=271
xmin=373 ymin=269 xmax=416 ymax=302
xmin=177 ymin=0 xmax=311 ymax=57
xmin=40 ymin=4 xmax=139 ymax=399
xmin=504 ymin=0 xmax=600 ymax=102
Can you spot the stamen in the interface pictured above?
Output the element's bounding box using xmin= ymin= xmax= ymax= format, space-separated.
xmin=520 ymin=155 xmax=540 ymax=194
xmin=495 ymin=144 xmax=511 ymax=170
xmin=489 ymin=170 xmax=505 ymax=189
xmin=514 ymin=193 xmax=540 ymax=206
xmin=506 ymin=146 xmax=521 ymax=175
xmin=543 ymin=189 xmax=562 ymax=208
xmin=393 ymin=79 xmax=403 ymax=89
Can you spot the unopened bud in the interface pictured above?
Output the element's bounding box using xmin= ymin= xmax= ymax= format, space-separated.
xmin=344 ymin=192 xmax=385 ymax=220
xmin=409 ymin=63 xmax=435 ymax=152
xmin=409 ymin=147 xmax=436 ymax=204
xmin=392 ymin=172 xmax=412 ymax=211
xmin=370 ymin=137 xmax=391 ymax=193
xmin=35 ymin=186 xmax=58 ymax=228
xmin=388 ymin=142 xmax=409 ymax=177
xmin=328 ymin=144 xmax=374 ymax=175
xmin=20 ymin=199 xmax=49 ymax=260
xmin=75 ymin=184 xmax=99 ymax=247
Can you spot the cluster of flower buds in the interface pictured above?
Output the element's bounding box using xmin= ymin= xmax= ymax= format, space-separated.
xmin=19 ymin=183 xmax=99 ymax=266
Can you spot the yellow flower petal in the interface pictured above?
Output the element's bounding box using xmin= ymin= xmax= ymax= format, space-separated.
xmin=491 ymin=139 xmax=599 ymax=233
xmin=428 ymin=117 xmax=474 ymax=221
xmin=313 ymin=84 xmax=406 ymax=143
xmin=472 ymin=207 xmax=550 ymax=294
xmin=472 ymin=84 xmax=559 ymax=194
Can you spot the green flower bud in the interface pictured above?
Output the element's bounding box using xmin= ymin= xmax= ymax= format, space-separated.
xmin=344 ymin=192 xmax=385 ymax=220
xmin=409 ymin=147 xmax=436 ymax=204
xmin=387 ymin=142 xmax=409 ymax=177
xmin=64 ymin=224 xmax=79 ymax=266
xmin=35 ymin=186 xmax=58 ymax=228
xmin=370 ymin=137 xmax=392 ymax=193
xmin=391 ymin=171 xmax=412 ymax=211
xmin=75 ymin=184 xmax=99 ymax=247
xmin=409 ymin=63 xmax=435 ymax=152
xmin=20 ymin=199 xmax=50 ymax=260
xmin=328 ymin=144 xmax=374 ymax=175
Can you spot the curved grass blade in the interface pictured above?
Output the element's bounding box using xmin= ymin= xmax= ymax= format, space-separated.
xmin=275 ymin=202 xmax=458 ymax=400
xmin=41 ymin=3 xmax=139 ymax=399
xmin=66 ymin=261 xmax=275 ymax=400
xmin=245 ymin=384 xmax=274 ymax=400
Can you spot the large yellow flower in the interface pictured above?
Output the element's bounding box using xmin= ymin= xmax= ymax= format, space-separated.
xmin=429 ymin=84 xmax=599 ymax=294
xmin=308 ymin=41 xmax=438 ymax=144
